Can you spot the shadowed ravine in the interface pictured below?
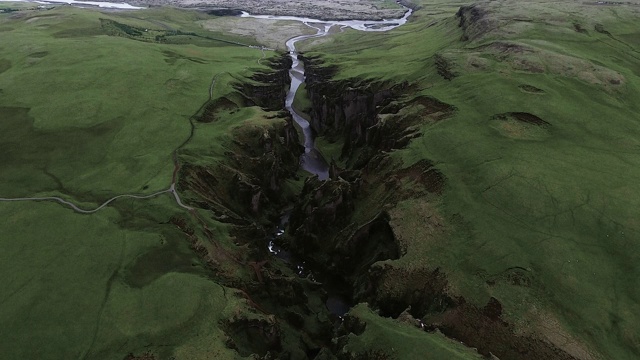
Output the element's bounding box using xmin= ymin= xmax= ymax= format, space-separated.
xmin=242 ymin=6 xmax=412 ymax=179
xmin=286 ymin=25 xmax=332 ymax=179
xmin=241 ymin=6 xmax=414 ymax=317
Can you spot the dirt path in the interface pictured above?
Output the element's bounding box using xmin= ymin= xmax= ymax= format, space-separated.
xmin=0 ymin=75 xmax=233 ymax=214
xmin=0 ymin=189 xmax=172 ymax=213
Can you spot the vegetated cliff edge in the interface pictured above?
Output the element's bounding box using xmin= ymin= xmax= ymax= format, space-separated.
xmin=169 ymin=53 xmax=476 ymax=359
xmin=169 ymin=49 xmax=574 ymax=360
xmin=173 ymin=55 xmax=340 ymax=358
xmin=284 ymin=53 xmax=584 ymax=360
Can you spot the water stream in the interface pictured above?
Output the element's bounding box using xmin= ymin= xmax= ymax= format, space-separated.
xmin=285 ymin=24 xmax=333 ymax=179
xmin=241 ymin=5 xmax=413 ymax=316
xmin=0 ymin=0 xmax=143 ymax=9
xmin=242 ymin=5 xmax=412 ymax=180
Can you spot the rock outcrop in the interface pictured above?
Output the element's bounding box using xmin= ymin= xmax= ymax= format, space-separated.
xmin=179 ymin=117 xmax=302 ymax=221
xmin=180 ymin=54 xmax=303 ymax=221
xmin=233 ymin=54 xmax=292 ymax=111
xmin=456 ymin=4 xmax=496 ymax=41
xmin=302 ymin=56 xmax=408 ymax=158
xmin=286 ymin=172 xmax=400 ymax=285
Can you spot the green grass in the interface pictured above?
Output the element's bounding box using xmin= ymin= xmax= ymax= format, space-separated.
xmin=0 ymin=197 xmax=244 ymax=360
xmin=307 ymin=0 xmax=640 ymax=358
xmin=343 ymin=304 xmax=482 ymax=359
xmin=0 ymin=2 xmax=38 ymax=11
xmin=0 ymin=6 xmax=265 ymax=201
xmin=292 ymin=82 xmax=312 ymax=119
xmin=0 ymin=5 xmax=270 ymax=359
xmin=314 ymin=136 xmax=345 ymax=164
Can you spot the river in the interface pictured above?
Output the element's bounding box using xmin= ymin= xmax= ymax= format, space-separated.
xmin=0 ymin=0 xmax=143 ymax=9
xmin=242 ymin=5 xmax=413 ymax=179
xmin=242 ymin=5 xmax=413 ymax=316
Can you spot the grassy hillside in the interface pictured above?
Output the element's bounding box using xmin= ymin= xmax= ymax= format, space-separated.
xmin=0 ymin=6 xmax=263 ymax=200
xmin=0 ymin=5 xmax=270 ymax=359
xmin=304 ymin=0 xmax=640 ymax=358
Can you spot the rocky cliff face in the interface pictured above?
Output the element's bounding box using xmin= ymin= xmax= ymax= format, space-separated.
xmin=180 ymin=119 xmax=302 ymax=223
xmin=175 ymin=56 xmax=341 ymax=358
xmin=233 ymin=54 xmax=292 ymax=111
xmin=180 ymin=54 xmax=303 ymax=222
xmin=283 ymin=58 xmax=453 ymax=286
xmin=280 ymin=60 xmax=443 ymax=311
xmin=302 ymin=56 xmax=456 ymax=163
xmin=302 ymin=56 xmax=411 ymax=157
xmin=456 ymin=4 xmax=496 ymax=41
xmin=286 ymin=172 xmax=400 ymax=288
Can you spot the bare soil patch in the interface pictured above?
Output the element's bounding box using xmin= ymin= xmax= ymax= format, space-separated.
xmin=131 ymin=0 xmax=405 ymax=20
xmin=495 ymin=112 xmax=551 ymax=127
xmin=490 ymin=112 xmax=552 ymax=141
xmin=426 ymin=298 xmax=579 ymax=360
xmin=434 ymin=53 xmax=456 ymax=80
xmin=199 ymin=18 xmax=315 ymax=50
xmin=29 ymin=51 xmax=48 ymax=58
xmin=410 ymin=95 xmax=456 ymax=119
xmin=123 ymin=352 xmax=157 ymax=360
xmin=396 ymin=159 xmax=446 ymax=194
xmin=197 ymin=97 xmax=239 ymax=123
xmin=573 ymin=22 xmax=589 ymax=34
xmin=519 ymin=84 xmax=545 ymax=94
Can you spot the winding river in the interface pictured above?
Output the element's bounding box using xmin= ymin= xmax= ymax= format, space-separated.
xmin=242 ymin=6 xmax=413 ymax=315
xmin=242 ymin=6 xmax=412 ymax=179
xmin=285 ymin=24 xmax=333 ymax=179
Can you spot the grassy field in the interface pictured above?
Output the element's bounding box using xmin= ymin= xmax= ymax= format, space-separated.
xmin=341 ymin=304 xmax=483 ymax=359
xmin=305 ymin=0 xmax=640 ymax=358
xmin=0 ymin=4 xmax=271 ymax=359
xmin=0 ymin=197 xmax=244 ymax=359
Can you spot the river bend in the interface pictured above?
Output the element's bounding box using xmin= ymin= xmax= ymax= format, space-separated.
xmin=242 ymin=6 xmax=412 ymax=179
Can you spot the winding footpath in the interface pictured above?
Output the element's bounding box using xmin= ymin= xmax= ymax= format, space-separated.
xmin=0 ymin=75 xmax=230 ymax=214
xmin=0 ymin=166 xmax=193 ymax=213
xmin=0 ymin=190 xmax=173 ymax=214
